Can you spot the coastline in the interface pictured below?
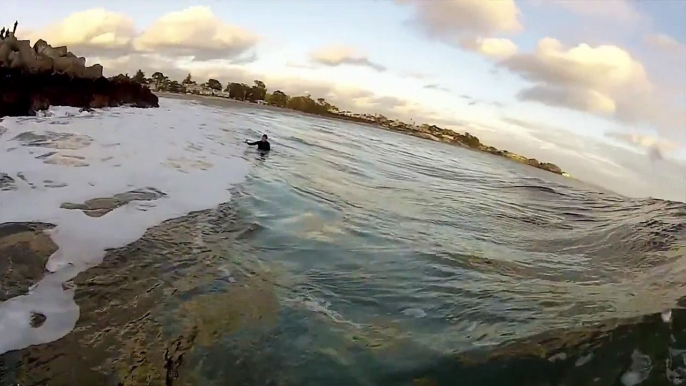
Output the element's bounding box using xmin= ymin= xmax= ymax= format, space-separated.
xmin=156 ymin=91 xmax=569 ymax=176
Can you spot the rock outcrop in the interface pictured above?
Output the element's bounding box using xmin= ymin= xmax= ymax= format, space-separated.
xmin=0 ymin=222 xmax=58 ymax=301
xmin=0 ymin=28 xmax=158 ymax=117
xmin=60 ymin=187 xmax=166 ymax=217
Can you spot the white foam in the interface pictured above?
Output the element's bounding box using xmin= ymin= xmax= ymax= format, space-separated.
xmin=0 ymin=98 xmax=250 ymax=354
xmin=663 ymin=309 xmax=673 ymax=323
xmin=621 ymin=349 xmax=652 ymax=386
xmin=402 ymin=308 xmax=427 ymax=318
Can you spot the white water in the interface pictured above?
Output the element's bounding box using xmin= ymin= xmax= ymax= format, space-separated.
xmin=0 ymin=98 xmax=250 ymax=354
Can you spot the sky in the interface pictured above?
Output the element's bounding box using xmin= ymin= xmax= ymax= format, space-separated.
xmin=2 ymin=0 xmax=685 ymax=201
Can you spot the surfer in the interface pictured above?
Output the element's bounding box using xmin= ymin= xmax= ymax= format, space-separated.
xmin=245 ymin=134 xmax=271 ymax=151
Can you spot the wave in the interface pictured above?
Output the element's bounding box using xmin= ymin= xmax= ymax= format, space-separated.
xmin=1 ymin=96 xmax=683 ymax=385
xmin=0 ymin=99 xmax=250 ymax=354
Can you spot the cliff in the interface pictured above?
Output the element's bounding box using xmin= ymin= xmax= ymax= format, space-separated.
xmin=0 ymin=26 xmax=158 ymax=117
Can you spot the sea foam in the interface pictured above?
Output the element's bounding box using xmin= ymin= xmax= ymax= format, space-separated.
xmin=0 ymin=98 xmax=250 ymax=353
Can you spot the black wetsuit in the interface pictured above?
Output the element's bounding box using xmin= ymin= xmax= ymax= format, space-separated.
xmin=248 ymin=140 xmax=271 ymax=151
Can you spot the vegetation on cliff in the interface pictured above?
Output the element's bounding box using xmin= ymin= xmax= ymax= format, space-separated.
xmin=146 ymin=70 xmax=566 ymax=175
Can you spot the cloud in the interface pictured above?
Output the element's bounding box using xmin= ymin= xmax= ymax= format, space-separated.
xmin=502 ymin=116 xmax=562 ymax=133
xmin=605 ymin=132 xmax=683 ymax=160
xmin=517 ymin=85 xmax=616 ymax=114
xmin=27 ymin=6 xmax=258 ymax=61
xmin=309 ymin=45 xmax=386 ymax=72
xmin=423 ymin=83 xmax=450 ymax=92
xmin=95 ymin=54 xmax=189 ymax=80
xmin=499 ymin=37 xmax=686 ymax=140
xmin=286 ymin=61 xmax=317 ymax=70
xmin=397 ymin=0 xmax=521 ymax=59
xmin=133 ymin=6 xmax=258 ymax=61
xmin=645 ymin=33 xmax=686 ymax=53
xmin=544 ymin=0 xmax=642 ymax=22
xmin=26 ymin=8 xmax=136 ymax=57
xmin=459 ymin=37 xmax=518 ymax=58
xmin=399 ymin=0 xmax=521 ymax=40
xmin=368 ymin=95 xmax=408 ymax=109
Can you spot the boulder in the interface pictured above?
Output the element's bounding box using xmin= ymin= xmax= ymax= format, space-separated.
xmin=89 ymin=94 xmax=110 ymax=108
xmin=539 ymin=162 xmax=563 ymax=174
xmin=33 ymin=38 xmax=48 ymax=54
xmin=82 ymin=64 xmax=103 ymax=79
xmin=8 ymin=50 xmax=22 ymax=68
xmin=0 ymin=41 xmax=11 ymax=64
xmin=0 ymin=222 xmax=58 ymax=301
xmin=29 ymin=94 xmax=50 ymax=115
xmin=34 ymin=39 xmax=69 ymax=59
xmin=53 ymin=55 xmax=77 ymax=73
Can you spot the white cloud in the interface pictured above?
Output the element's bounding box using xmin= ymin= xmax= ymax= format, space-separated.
xmin=518 ymin=86 xmax=616 ymax=114
xmin=645 ymin=33 xmax=686 ymax=53
xmin=26 ymin=8 xmax=136 ymax=56
xmin=399 ymin=0 xmax=521 ymax=40
xmin=133 ymin=6 xmax=258 ymax=60
xmin=397 ymin=0 xmax=522 ymax=59
xmin=460 ymin=37 xmax=517 ymax=59
xmin=27 ymin=6 xmax=258 ymax=61
xmin=499 ymin=38 xmax=686 ymax=140
xmin=605 ymin=132 xmax=683 ymax=160
xmin=310 ymin=45 xmax=386 ymax=71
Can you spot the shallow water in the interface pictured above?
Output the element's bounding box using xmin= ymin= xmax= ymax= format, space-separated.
xmin=1 ymin=97 xmax=685 ymax=385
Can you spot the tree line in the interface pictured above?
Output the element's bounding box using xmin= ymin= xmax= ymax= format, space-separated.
xmin=127 ymin=69 xmax=341 ymax=116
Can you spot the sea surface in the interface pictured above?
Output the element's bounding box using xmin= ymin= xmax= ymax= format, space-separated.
xmin=0 ymin=97 xmax=685 ymax=385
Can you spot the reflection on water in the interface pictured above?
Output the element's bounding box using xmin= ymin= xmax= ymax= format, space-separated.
xmin=1 ymin=98 xmax=685 ymax=385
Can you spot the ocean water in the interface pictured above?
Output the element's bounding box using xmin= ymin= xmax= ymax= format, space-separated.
xmin=0 ymin=97 xmax=685 ymax=385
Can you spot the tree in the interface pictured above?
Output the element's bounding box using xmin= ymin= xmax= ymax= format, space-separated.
xmin=182 ymin=73 xmax=195 ymax=86
xmin=168 ymin=81 xmax=185 ymax=94
xmin=269 ymin=90 xmax=289 ymax=107
xmin=248 ymin=86 xmax=266 ymax=102
xmin=254 ymin=79 xmax=266 ymax=89
xmin=151 ymin=72 xmax=168 ymax=91
xmin=287 ymin=95 xmax=321 ymax=114
xmin=151 ymin=72 xmax=165 ymax=83
xmin=459 ymin=132 xmax=482 ymax=149
xmin=206 ymin=79 xmax=222 ymax=91
xmin=245 ymin=79 xmax=268 ymax=102
xmin=132 ymin=69 xmax=146 ymax=84
xmin=228 ymin=82 xmax=248 ymax=100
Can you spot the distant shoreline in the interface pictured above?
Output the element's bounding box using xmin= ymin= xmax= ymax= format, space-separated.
xmin=156 ymin=92 xmax=568 ymax=176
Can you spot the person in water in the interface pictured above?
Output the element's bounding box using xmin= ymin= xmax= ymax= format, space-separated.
xmin=245 ymin=134 xmax=271 ymax=151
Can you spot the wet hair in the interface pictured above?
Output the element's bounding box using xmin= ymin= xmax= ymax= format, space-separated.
xmin=262 ymin=134 xmax=268 ymax=139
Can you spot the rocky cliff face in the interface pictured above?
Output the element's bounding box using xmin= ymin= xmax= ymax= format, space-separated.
xmin=0 ymin=31 xmax=158 ymax=117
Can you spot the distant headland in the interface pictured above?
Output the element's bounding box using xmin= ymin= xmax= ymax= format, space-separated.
xmin=0 ymin=22 xmax=158 ymax=118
